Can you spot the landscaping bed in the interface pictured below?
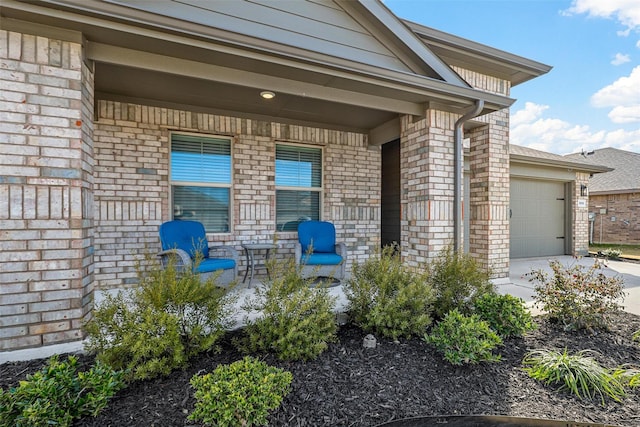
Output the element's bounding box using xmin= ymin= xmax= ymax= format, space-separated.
xmin=2 ymin=311 xmax=639 ymax=427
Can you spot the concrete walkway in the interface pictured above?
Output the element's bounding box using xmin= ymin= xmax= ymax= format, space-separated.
xmin=500 ymin=255 xmax=640 ymax=316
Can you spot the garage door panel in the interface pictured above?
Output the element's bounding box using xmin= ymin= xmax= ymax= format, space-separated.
xmin=510 ymin=178 xmax=566 ymax=258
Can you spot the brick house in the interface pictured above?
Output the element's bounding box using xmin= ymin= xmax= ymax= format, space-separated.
xmin=0 ymin=0 xmax=593 ymax=354
xmin=567 ymin=148 xmax=640 ymax=244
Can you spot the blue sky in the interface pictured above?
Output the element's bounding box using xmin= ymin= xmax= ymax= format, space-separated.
xmin=385 ymin=0 xmax=640 ymax=155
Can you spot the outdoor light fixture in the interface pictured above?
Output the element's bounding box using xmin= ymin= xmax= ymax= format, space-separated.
xmin=580 ymin=184 xmax=588 ymax=196
xmin=260 ymin=91 xmax=275 ymax=100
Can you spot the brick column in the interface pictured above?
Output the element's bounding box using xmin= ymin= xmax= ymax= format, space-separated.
xmin=468 ymin=111 xmax=510 ymax=278
xmin=400 ymin=109 xmax=456 ymax=268
xmin=0 ymin=31 xmax=94 ymax=350
xmin=573 ymin=172 xmax=590 ymax=255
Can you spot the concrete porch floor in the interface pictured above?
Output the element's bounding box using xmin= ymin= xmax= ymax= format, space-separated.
xmin=2 ymin=255 xmax=639 ymax=363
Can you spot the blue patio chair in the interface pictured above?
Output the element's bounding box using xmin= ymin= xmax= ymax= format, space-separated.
xmin=158 ymin=220 xmax=238 ymax=286
xmin=294 ymin=220 xmax=346 ymax=280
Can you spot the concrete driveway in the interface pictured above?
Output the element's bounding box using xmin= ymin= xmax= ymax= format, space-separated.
xmin=501 ymin=256 xmax=640 ymax=315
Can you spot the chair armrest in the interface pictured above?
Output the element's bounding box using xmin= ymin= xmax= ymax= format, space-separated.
xmin=157 ymin=248 xmax=192 ymax=269
xmin=294 ymin=242 xmax=303 ymax=264
xmin=335 ymin=242 xmax=347 ymax=261
xmin=208 ymin=245 xmax=239 ymax=262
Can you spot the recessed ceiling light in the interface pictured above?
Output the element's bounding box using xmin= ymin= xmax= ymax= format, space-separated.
xmin=260 ymin=91 xmax=275 ymax=100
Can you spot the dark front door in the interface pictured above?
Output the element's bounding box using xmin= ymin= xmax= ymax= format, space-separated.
xmin=381 ymin=139 xmax=400 ymax=248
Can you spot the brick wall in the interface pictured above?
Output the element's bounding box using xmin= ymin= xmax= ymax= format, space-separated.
xmin=0 ymin=31 xmax=94 ymax=350
xmin=589 ymin=192 xmax=640 ymax=244
xmin=467 ymin=114 xmax=510 ymax=278
xmin=573 ymin=173 xmax=591 ymax=254
xmin=400 ymin=109 xmax=456 ymax=267
xmin=456 ymin=66 xmax=511 ymax=277
xmin=93 ymin=100 xmax=380 ymax=289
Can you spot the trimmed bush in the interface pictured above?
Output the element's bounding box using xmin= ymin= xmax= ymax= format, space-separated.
xmin=427 ymin=246 xmax=495 ymax=319
xmin=523 ymin=348 xmax=626 ymax=405
xmin=528 ymin=259 xmax=625 ymax=331
xmin=344 ymin=245 xmax=434 ymax=340
xmin=0 ymin=355 xmax=125 ymax=427
xmin=473 ymin=292 xmax=536 ymax=338
xmin=425 ymin=309 xmax=502 ymax=365
xmin=189 ymin=357 xmax=292 ymax=427
xmin=239 ymin=258 xmax=337 ymax=361
xmin=84 ymin=254 xmax=235 ymax=380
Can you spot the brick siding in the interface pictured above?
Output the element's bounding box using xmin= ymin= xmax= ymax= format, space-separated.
xmin=93 ymin=100 xmax=381 ymax=289
xmin=0 ymin=31 xmax=94 ymax=350
xmin=589 ymin=193 xmax=640 ymax=244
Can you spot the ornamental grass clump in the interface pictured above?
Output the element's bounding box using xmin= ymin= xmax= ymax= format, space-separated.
xmin=427 ymin=246 xmax=495 ymax=319
xmin=473 ymin=292 xmax=536 ymax=338
xmin=344 ymin=244 xmax=434 ymax=340
xmin=528 ymin=259 xmax=625 ymax=331
xmin=239 ymin=258 xmax=337 ymax=361
xmin=522 ymin=348 xmax=626 ymax=405
xmin=425 ymin=309 xmax=502 ymax=365
xmin=84 ymin=253 xmax=236 ymax=380
xmin=0 ymin=355 xmax=125 ymax=427
xmin=189 ymin=356 xmax=292 ymax=427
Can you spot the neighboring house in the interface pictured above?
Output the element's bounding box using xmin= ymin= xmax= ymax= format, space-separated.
xmin=567 ymin=148 xmax=640 ymax=244
xmin=0 ymin=0 xmax=589 ymax=353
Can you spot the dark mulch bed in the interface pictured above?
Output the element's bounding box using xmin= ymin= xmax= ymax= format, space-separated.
xmin=2 ymin=312 xmax=640 ymax=427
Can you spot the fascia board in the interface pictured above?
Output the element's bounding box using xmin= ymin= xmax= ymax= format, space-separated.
xmin=354 ymin=0 xmax=470 ymax=88
xmin=406 ymin=20 xmax=552 ymax=85
xmin=510 ymin=155 xmax=613 ymax=174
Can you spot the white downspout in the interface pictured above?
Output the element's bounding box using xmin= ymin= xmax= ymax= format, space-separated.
xmin=453 ymin=100 xmax=484 ymax=253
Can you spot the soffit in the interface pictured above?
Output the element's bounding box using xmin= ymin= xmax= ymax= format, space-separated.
xmin=406 ymin=21 xmax=552 ymax=87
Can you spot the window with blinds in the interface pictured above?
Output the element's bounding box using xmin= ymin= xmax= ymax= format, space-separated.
xmin=275 ymin=144 xmax=322 ymax=231
xmin=170 ymin=133 xmax=232 ymax=233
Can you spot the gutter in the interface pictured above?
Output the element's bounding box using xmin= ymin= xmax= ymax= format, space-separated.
xmin=453 ymin=100 xmax=484 ymax=253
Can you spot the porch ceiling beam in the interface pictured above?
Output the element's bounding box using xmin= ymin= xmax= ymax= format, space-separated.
xmin=87 ymin=43 xmax=425 ymax=117
xmin=369 ymin=117 xmax=400 ymax=146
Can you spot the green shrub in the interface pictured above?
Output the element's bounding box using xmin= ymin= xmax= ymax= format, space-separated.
xmin=344 ymin=245 xmax=434 ymax=340
xmin=523 ymin=348 xmax=626 ymax=405
xmin=473 ymin=292 xmax=536 ymax=338
xmin=239 ymin=258 xmax=337 ymax=361
xmin=84 ymin=254 xmax=235 ymax=380
xmin=425 ymin=309 xmax=502 ymax=365
xmin=633 ymin=329 xmax=640 ymax=342
xmin=600 ymin=248 xmax=622 ymax=259
xmin=527 ymin=259 xmax=625 ymax=331
xmin=0 ymin=355 xmax=125 ymax=427
xmin=613 ymin=367 xmax=640 ymax=388
xmin=427 ymin=246 xmax=494 ymax=319
xmin=189 ymin=356 xmax=292 ymax=427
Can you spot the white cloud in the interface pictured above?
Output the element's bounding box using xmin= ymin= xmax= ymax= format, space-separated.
xmin=611 ymin=52 xmax=631 ymax=65
xmin=591 ymin=65 xmax=640 ymax=123
xmin=565 ymin=0 xmax=640 ymax=32
xmin=510 ymin=102 xmax=639 ymax=155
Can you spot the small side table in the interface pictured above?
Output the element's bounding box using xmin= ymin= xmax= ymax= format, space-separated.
xmin=241 ymin=243 xmax=277 ymax=286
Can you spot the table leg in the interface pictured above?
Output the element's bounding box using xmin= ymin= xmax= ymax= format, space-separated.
xmin=242 ymin=248 xmax=251 ymax=285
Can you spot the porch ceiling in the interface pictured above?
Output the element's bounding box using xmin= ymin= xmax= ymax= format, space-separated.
xmin=95 ymin=63 xmax=397 ymax=131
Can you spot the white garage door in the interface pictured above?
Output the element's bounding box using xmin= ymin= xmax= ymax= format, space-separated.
xmin=510 ymin=178 xmax=566 ymax=258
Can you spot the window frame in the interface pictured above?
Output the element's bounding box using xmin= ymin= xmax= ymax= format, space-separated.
xmin=274 ymin=143 xmax=324 ymax=233
xmin=169 ymin=131 xmax=234 ymax=234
